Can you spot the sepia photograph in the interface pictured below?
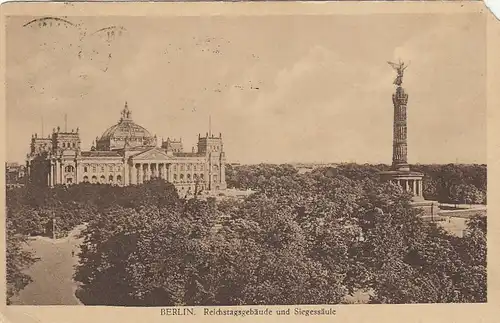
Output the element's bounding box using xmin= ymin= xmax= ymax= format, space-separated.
xmin=2 ymin=2 xmax=489 ymax=312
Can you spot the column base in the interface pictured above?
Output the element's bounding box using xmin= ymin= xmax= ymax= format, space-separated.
xmin=411 ymin=200 xmax=441 ymax=219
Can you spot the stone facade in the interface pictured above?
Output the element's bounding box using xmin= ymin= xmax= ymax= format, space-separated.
xmin=26 ymin=103 xmax=227 ymax=196
xmin=5 ymin=162 xmax=26 ymax=186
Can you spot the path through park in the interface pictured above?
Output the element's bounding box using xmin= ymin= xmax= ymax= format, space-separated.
xmin=10 ymin=224 xmax=86 ymax=305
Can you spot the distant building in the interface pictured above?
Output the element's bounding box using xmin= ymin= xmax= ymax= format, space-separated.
xmin=25 ymin=102 xmax=227 ymax=195
xmin=5 ymin=162 xmax=26 ymax=186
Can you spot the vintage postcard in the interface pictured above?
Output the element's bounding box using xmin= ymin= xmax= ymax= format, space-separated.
xmin=0 ymin=1 xmax=498 ymax=323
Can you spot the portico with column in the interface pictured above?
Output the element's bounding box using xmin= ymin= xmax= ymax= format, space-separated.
xmin=129 ymin=160 xmax=172 ymax=184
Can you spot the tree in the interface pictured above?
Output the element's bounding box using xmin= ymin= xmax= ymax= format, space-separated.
xmin=11 ymin=163 xmax=485 ymax=305
xmin=466 ymin=185 xmax=486 ymax=206
xmin=450 ymin=184 xmax=464 ymax=207
xmin=422 ymin=176 xmax=438 ymax=200
xmin=450 ymin=183 xmax=485 ymax=207
xmin=6 ymin=213 xmax=39 ymax=304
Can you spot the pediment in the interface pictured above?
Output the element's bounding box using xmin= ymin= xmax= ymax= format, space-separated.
xmin=131 ymin=148 xmax=171 ymax=161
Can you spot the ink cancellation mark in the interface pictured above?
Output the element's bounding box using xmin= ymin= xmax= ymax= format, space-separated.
xmin=23 ymin=16 xmax=76 ymax=28
xmin=22 ymin=17 xmax=128 ymax=73
xmin=160 ymin=308 xmax=196 ymax=316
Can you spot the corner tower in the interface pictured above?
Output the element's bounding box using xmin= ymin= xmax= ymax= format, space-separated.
xmin=197 ymin=129 xmax=226 ymax=191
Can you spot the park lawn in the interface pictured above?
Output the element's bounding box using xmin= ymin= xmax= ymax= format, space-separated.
xmin=10 ymin=225 xmax=85 ymax=305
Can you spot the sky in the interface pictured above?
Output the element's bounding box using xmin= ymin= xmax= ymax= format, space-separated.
xmin=5 ymin=13 xmax=486 ymax=164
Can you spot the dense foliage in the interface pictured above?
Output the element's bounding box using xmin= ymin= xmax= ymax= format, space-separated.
xmin=411 ymin=164 xmax=486 ymax=204
xmin=226 ymin=163 xmax=487 ymax=205
xmin=5 ymin=180 xmax=180 ymax=303
xmin=6 ymin=216 xmax=38 ymax=304
xmin=6 ymin=163 xmax=487 ymax=305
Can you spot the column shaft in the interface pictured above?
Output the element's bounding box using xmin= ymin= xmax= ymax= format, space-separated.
xmin=124 ymin=162 xmax=130 ymax=185
xmin=138 ymin=164 xmax=143 ymax=184
xmin=131 ymin=164 xmax=137 ymax=184
xmin=50 ymin=162 xmax=54 ymax=187
xmin=167 ymin=164 xmax=172 ymax=182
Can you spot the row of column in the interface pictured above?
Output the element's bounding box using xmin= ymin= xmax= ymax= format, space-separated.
xmin=47 ymin=160 xmax=64 ymax=187
xmin=129 ymin=162 xmax=218 ymax=190
xmin=130 ymin=162 xmax=171 ymax=185
xmin=38 ymin=159 xmax=223 ymax=188
xmin=390 ymin=178 xmax=423 ymax=197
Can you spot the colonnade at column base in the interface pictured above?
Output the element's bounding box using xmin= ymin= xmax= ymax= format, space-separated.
xmin=379 ymin=170 xmax=424 ymax=199
xmin=379 ymin=169 xmax=442 ymax=219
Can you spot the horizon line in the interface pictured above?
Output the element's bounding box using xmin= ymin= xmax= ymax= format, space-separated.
xmin=6 ymin=159 xmax=487 ymax=166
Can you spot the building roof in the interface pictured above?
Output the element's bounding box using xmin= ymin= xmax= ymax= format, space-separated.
xmin=81 ymin=151 xmax=122 ymax=158
xmin=98 ymin=102 xmax=154 ymax=144
xmin=173 ymin=152 xmax=204 ymax=158
xmin=379 ymin=170 xmax=424 ymax=177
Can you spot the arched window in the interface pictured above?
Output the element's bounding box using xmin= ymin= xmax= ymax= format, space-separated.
xmin=193 ymin=174 xmax=198 ymax=180
xmin=91 ymin=176 xmax=97 ymax=184
xmin=83 ymin=176 xmax=89 ymax=183
xmin=109 ymin=165 xmax=114 ymax=172
xmin=187 ymin=164 xmax=191 ymax=171
xmin=180 ymin=174 xmax=184 ymax=182
xmin=109 ymin=175 xmax=114 ymax=183
xmin=180 ymin=164 xmax=185 ymax=171
xmin=173 ymin=165 xmax=177 ymax=171
xmin=100 ymin=175 xmax=105 ymax=183
xmin=92 ymin=166 xmax=96 ymax=173
xmin=62 ymin=143 xmax=66 ymax=148
xmin=187 ymin=174 xmax=191 ymax=182
xmin=116 ymin=175 xmax=122 ymax=184
xmin=84 ymin=166 xmax=88 ymax=173
xmin=200 ymin=174 xmax=204 ymax=180
xmin=100 ymin=166 xmax=105 ymax=172
xmin=72 ymin=142 xmax=76 ymax=148
xmin=213 ymin=175 xmax=218 ymax=182
xmin=173 ymin=174 xmax=177 ymax=182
